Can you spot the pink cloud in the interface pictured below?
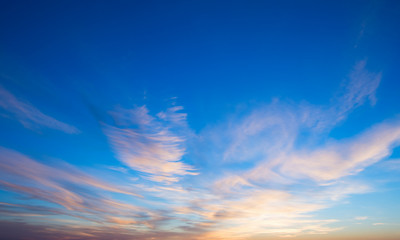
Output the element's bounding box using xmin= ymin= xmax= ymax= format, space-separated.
xmin=104 ymin=105 xmax=197 ymax=183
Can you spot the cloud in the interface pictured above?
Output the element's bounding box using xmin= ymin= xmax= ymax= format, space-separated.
xmin=308 ymin=60 xmax=381 ymax=130
xmin=0 ymin=147 xmax=154 ymax=226
xmin=104 ymin=105 xmax=197 ymax=184
xmin=373 ymin=223 xmax=385 ymax=226
xmin=220 ymin=101 xmax=299 ymax=164
xmin=0 ymin=85 xmax=79 ymax=134
xmin=0 ymin=147 xmax=140 ymax=197
xmin=175 ymin=187 xmax=339 ymax=238
xmin=333 ymin=60 xmax=381 ymax=120
xmin=280 ymin=118 xmax=400 ymax=182
xmin=201 ymin=61 xmax=387 ymax=180
xmin=355 ymin=216 xmax=368 ymax=220
xmin=0 ymin=220 xmax=200 ymax=240
xmin=106 ymin=165 xmax=129 ymax=173
xmin=182 ymin=61 xmax=394 ymax=238
xmin=201 ymin=61 xmax=381 ymax=168
xmin=377 ymin=159 xmax=400 ymax=172
xmin=0 ymin=61 xmax=396 ymax=240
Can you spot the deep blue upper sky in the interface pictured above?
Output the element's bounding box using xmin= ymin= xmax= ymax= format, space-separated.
xmin=1 ymin=1 xmax=398 ymax=117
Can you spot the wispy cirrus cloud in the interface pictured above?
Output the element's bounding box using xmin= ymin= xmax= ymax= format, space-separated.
xmin=0 ymin=147 xmax=156 ymax=226
xmin=0 ymin=61 xmax=396 ymax=240
xmin=79 ymin=60 xmax=389 ymax=239
xmin=104 ymin=105 xmax=197 ymax=184
xmin=201 ymin=61 xmax=385 ymax=174
xmin=0 ymin=219 xmax=209 ymax=240
xmin=0 ymin=147 xmax=140 ymax=198
xmin=329 ymin=60 xmax=381 ymax=123
xmin=373 ymin=222 xmax=385 ymax=226
xmin=181 ymin=60 xmax=396 ymax=238
xmin=202 ymin=61 xmax=381 ymax=168
xmin=280 ymin=118 xmax=400 ymax=182
xmin=0 ymin=85 xmax=79 ymax=134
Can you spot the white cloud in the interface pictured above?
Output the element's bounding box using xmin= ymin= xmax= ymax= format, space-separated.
xmin=0 ymin=61 xmax=393 ymax=239
xmin=280 ymin=118 xmax=400 ymax=182
xmin=184 ymin=61 xmax=395 ymax=238
xmin=308 ymin=60 xmax=381 ymax=130
xmin=104 ymin=105 xmax=197 ymax=184
xmin=336 ymin=60 xmax=381 ymax=113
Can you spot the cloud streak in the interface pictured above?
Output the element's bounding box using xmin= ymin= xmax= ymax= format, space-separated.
xmin=0 ymin=61 xmax=398 ymax=239
xmin=104 ymin=105 xmax=197 ymax=183
xmin=0 ymin=85 xmax=79 ymax=134
xmin=332 ymin=60 xmax=381 ymax=123
xmin=0 ymin=147 xmax=155 ymax=227
xmin=280 ymin=118 xmax=400 ymax=182
xmin=183 ymin=60 xmax=396 ymax=238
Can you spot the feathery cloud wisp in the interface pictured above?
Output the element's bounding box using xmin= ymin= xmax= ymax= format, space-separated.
xmin=0 ymin=85 xmax=79 ymax=134
xmin=182 ymin=61 xmax=394 ymax=238
xmin=104 ymin=105 xmax=197 ymax=183
xmin=0 ymin=61 xmax=396 ymax=239
xmin=0 ymin=147 xmax=151 ymax=226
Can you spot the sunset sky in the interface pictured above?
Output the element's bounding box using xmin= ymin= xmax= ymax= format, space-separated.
xmin=1 ymin=1 xmax=400 ymax=239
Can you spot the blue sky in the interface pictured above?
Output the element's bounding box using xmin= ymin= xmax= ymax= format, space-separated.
xmin=1 ymin=0 xmax=400 ymax=239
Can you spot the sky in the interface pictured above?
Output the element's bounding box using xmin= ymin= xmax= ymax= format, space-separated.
xmin=0 ymin=0 xmax=400 ymax=239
